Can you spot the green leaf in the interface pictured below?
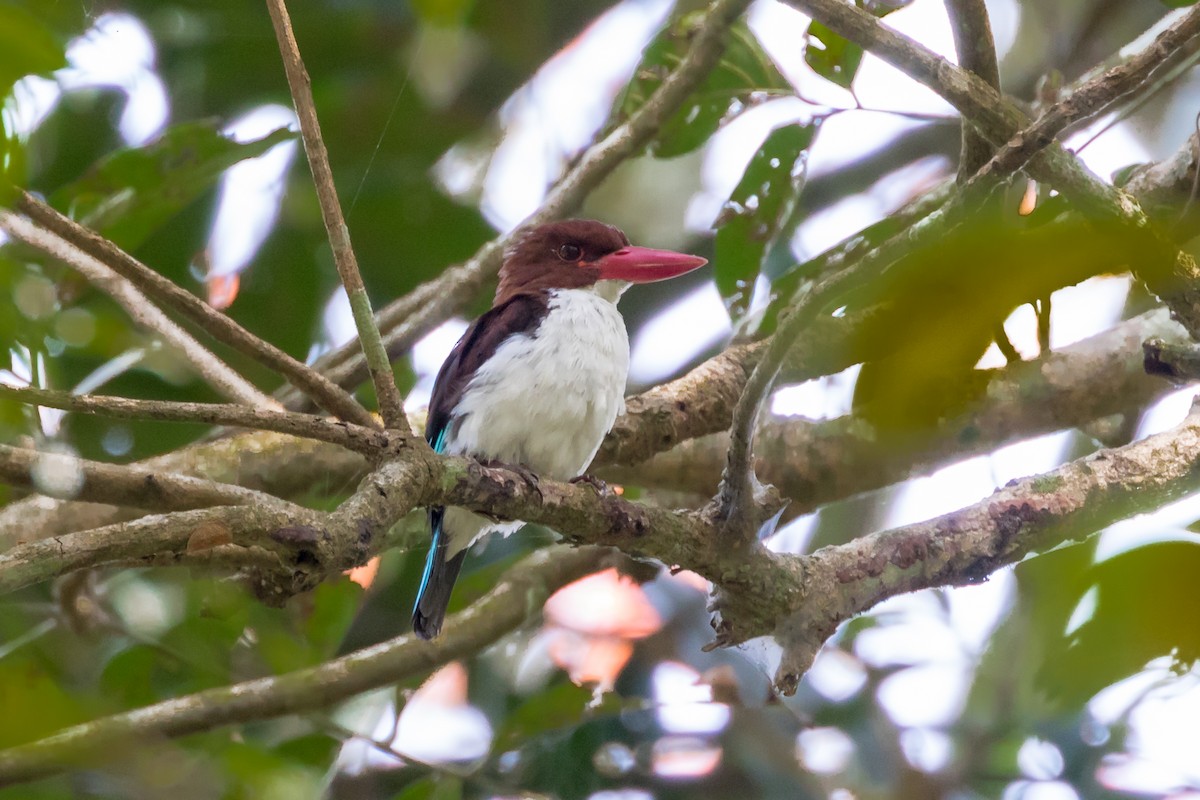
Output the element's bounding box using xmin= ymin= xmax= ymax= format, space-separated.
xmin=1038 ymin=540 xmax=1200 ymax=706
xmin=393 ymin=775 xmax=464 ymax=800
xmin=714 ymin=121 xmax=817 ymax=321
xmin=803 ymin=1 xmax=908 ymax=90
xmin=804 ymin=21 xmax=862 ymax=90
xmin=0 ymin=658 xmax=89 ymax=748
xmin=0 ymin=6 xmax=64 ymax=191
xmin=494 ymin=679 xmax=628 ymax=752
xmin=1161 ymin=0 xmax=1200 ymax=6
xmin=0 ymin=6 xmax=65 ymax=101
xmin=848 ymin=216 xmax=1134 ymax=435
xmin=304 ymin=577 xmax=365 ymax=657
xmin=612 ymin=16 xmax=792 ymax=158
xmin=48 ymin=121 xmax=295 ymax=251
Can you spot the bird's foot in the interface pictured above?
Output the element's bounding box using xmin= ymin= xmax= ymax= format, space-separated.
xmin=483 ymin=459 xmax=543 ymax=500
xmin=569 ymin=474 xmax=614 ymax=496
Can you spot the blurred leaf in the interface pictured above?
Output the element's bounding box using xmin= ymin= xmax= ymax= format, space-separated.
xmin=222 ymin=739 xmax=324 ymax=798
xmin=803 ymin=1 xmax=907 ymax=90
xmin=1038 ymin=540 xmax=1200 ymax=706
xmin=48 ymin=121 xmax=294 ymax=251
xmin=850 ymin=216 xmax=1134 ymax=434
xmin=394 ymin=775 xmax=465 ymax=800
xmin=411 ymin=0 xmax=474 ymax=26
xmin=0 ymin=5 xmax=64 ymax=193
xmin=612 ymin=16 xmax=791 ymax=157
xmin=714 ymin=121 xmax=816 ymax=321
xmin=304 ymin=577 xmax=365 ymax=657
xmin=100 ymin=644 xmax=164 ymax=709
xmin=494 ymin=679 xmax=627 ymax=751
xmin=0 ymin=5 xmax=65 ymax=101
xmin=1161 ymin=0 xmax=1200 ymax=6
xmin=0 ymin=659 xmax=88 ymax=748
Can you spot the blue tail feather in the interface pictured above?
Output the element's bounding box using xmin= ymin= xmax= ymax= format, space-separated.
xmin=415 ymin=507 xmax=444 ymax=607
xmin=413 ymin=428 xmax=463 ymax=639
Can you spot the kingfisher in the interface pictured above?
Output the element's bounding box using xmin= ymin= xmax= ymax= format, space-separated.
xmin=413 ymin=219 xmax=707 ymax=638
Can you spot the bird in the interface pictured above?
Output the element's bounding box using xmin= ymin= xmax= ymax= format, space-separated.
xmin=413 ymin=219 xmax=707 ymax=639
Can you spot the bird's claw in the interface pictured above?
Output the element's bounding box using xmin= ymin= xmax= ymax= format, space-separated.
xmin=569 ymin=474 xmax=613 ymax=496
xmin=483 ymin=459 xmax=543 ymax=501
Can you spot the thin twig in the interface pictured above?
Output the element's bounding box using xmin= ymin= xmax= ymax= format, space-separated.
xmin=944 ymin=0 xmax=1001 ymax=179
xmin=264 ymin=0 xmax=410 ymax=433
xmin=14 ymin=193 xmax=378 ymax=429
xmin=0 ymin=547 xmax=606 ymax=785
xmin=281 ymin=0 xmax=758 ymax=408
xmin=0 ymin=384 xmax=383 ymax=455
xmin=964 ymin=5 xmax=1200 ymax=189
xmin=0 ymin=212 xmax=273 ymax=407
xmin=0 ymin=443 xmax=299 ymax=514
xmin=1036 ymin=295 xmax=1052 ymax=352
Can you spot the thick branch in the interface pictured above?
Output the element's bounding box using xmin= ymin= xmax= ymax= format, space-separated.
xmin=264 ymin=0 xmax=409 ymax=432
xmin=0 ymin=547 xmax=606 ymax=786
xmin=609 ymin=308 xmax=1186 ymax=509
xmin=0 ymin=444 xmax=298 ymax=515
xmin=0 ymin=429 xmax=366 ymax=549
xmin=769 ymin=405 xmax=1200 ymax=689
xmin=0 ymin=505 xmax=309 ymax=595
xmin=8 ymin=365 xmax=1200 ymax=700
xmin=14 ymin=193 xmax=376 ymax=429
xmin=282 ymin=0 xmax=757 ymax=407
xmin=0 ymin=212 xmax=273 ymax=406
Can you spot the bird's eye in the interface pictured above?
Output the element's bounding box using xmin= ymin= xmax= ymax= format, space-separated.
xmin=557 ymin=243 xmax=582 ymax=261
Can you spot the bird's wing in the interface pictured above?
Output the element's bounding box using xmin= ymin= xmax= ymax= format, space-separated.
xmin=425 ymin=291 xmax=549 ymax=453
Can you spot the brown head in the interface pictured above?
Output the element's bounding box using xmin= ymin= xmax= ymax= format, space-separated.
xmin=496 ymin=219 xmax=707 ymax=304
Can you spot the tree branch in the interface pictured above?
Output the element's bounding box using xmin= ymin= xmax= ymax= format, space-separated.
xmin=8 ymin=114 xmax=1200 ymax=549
xmin=768 ymin=404 xmax=1200 ymax=690
xmin=944 ymin=0 xmax=1001 ymax=179
xmin=609 ymin=308 xmax=1187 ymax=510
xmin=9 ymin=366 xmax=1200 ymax=700
xmin=14 ymin=192 xmax=377 ymax=429
xmin=0 ymin=384 xmax=383 ymax=455
xmin=965 ymin=6 xmax=1200 ymax=191
xmin=0 ymin=505 xmax=312 ymax=595
xmin=0 ymin=428 xmax=367 ymax=549
xmin=0 ymin=443 xmax=299 ymax=515
xmin=785 ymin=0 xmax=1200 ymax=338
xmin=281 ymin=0 xmax=758 ymax=408
xmin=0 ymin=212 xmax=274 ymax=407
xmin=0 ymin=546 xmax=607 ymax=787
xmin=264 ymin=0 xmax=409 ymax=433
xmin=714 ymin=5 xmax=1200 ymax=538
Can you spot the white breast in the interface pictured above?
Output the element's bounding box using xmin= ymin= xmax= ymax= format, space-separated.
xmin=439 ymin=286 xmax=630 ymax=555
xmin=447 ymin=286 xmax=630 ymax=479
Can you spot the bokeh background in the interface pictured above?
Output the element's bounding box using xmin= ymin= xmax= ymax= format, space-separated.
xmin=2 ymin=0 xmax=1200 ymax=797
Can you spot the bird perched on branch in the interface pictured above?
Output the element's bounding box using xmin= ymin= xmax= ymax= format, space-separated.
xmin=413 ymin=219 xmax=707 ymax=638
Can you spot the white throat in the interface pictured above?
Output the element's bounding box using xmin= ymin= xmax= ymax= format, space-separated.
xmin=590 ymin=279 xmax=631 ymax=304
